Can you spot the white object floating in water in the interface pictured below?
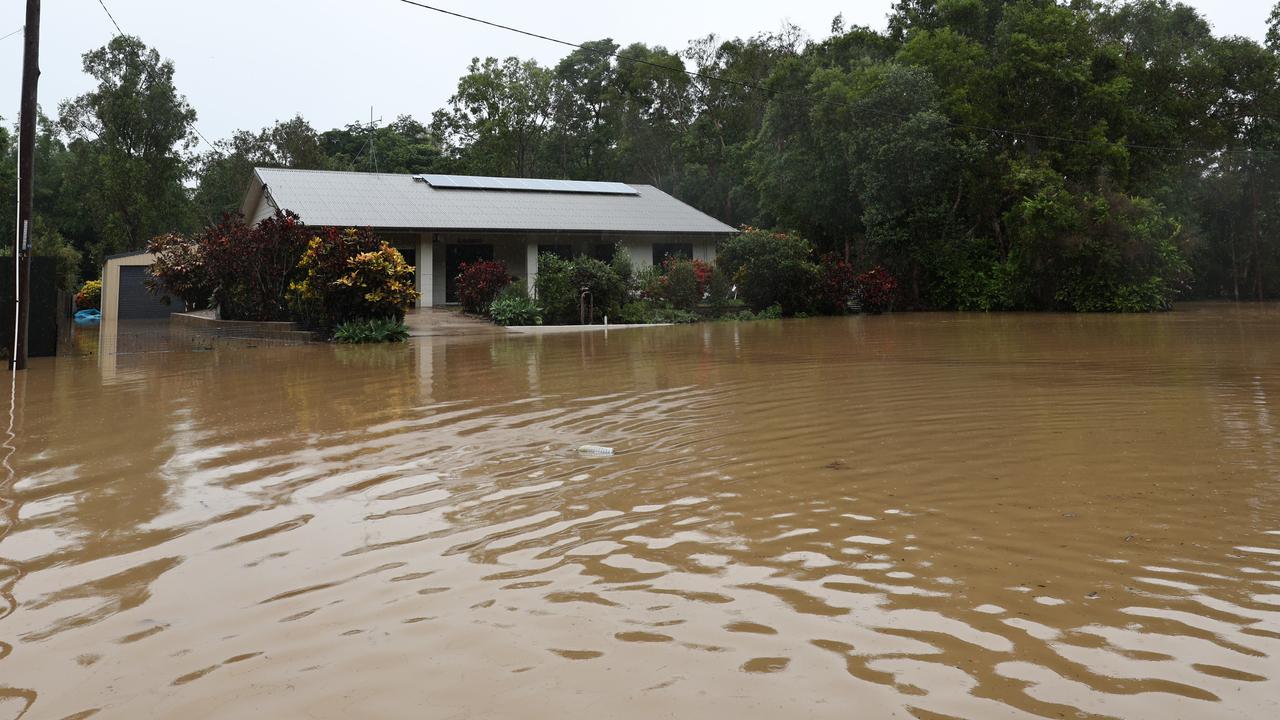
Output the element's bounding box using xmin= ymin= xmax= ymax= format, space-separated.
xmin=578 ymin=444 xmax=615 ymax=456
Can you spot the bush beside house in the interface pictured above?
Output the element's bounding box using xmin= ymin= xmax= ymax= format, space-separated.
xmin=455 ymin=260 xmax=514 ymax=315
xmin=488 ymin=285 xmax=542 ymax=326
xmin=146 ymin=232 xmax=213 ymax=311
xmin=718 ymin=227 xmax=821 ymax=315
xmin=457 ymin=233 xmax=901 ymax=327
xmin=288 ymin=227 xmax=383 ymax=329
xmin=148 ymin=211 xmax=420 ymax=341
xmin=148 ymin=211 xmax=902 ymax=339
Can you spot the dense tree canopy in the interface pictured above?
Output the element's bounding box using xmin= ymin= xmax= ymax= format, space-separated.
xmin=5 ymin=1 xmax=1280 ymax=308
xmin=57 ymin=35 xmax=198 ymax=262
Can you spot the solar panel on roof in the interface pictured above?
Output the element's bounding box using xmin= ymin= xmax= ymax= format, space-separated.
xmin=413 ymin=174 xmax=638 ymax=196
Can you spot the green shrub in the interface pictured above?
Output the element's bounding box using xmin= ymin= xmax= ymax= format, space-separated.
xmin=32 ymin=219 xmax=83 ymax=293
xmin=534 ymin=252 xmax=626 ymax=323
xmin=1003 ymin=174 xmax=1189 ymax=312
xmin=706 ymin=266 xmax=733 ymax=309
xmin=661 ymin=257 xmax=702 ymax=310
xmin=717 ymin=227 xmax=819 ymax=315
xmin=489 ymin=286 xmax=542 ymax=325
xmin=333 ymin=317 xmax=410 ymax=343
xmin=618 ymin=301 xmax=654 ymax=324
xmin=650 ymin=306 xmax=699 ymax=324
xmin=609 ymin=246 xmax=634 ymax=287
xmin=533 ymin=253 xmax=575 ymax=323
xmin=635 ymin=265 xmax=665 ymax=300
xmin=617 ymin=300 xmax=697 ymax=324
xmin=717 ymin=303 xmax=782 ymax=322
xmin=756 ymin=303 xmax=783 ymax=319
xmin=571 ymin=256 xmax=627 ymax=318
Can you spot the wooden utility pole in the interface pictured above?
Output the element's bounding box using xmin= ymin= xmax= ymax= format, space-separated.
xmin=11 ymin=0 xmax=40 ymax=371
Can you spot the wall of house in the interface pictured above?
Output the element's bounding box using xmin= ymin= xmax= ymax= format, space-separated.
xmin=619 ymin=235 xmax=718 ymax=270
xmin=334 ymin=230 xmax=726 ymax=307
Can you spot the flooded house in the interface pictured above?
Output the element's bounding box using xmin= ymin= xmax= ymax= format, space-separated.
xmin=239 ymin=168 xmax=736 ymax=307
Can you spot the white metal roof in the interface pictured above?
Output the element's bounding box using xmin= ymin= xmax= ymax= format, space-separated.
xmin=241 ymin=168 xmax=735 ymax=234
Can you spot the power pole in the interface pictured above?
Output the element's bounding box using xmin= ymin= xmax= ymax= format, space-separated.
xmin=11 ymin=0 xmax=40 ymax=372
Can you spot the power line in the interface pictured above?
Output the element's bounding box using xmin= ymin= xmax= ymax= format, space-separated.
xmin=0 ymin=27 xmax=22 ymax=42
xmin=83 ymin=4 xmax=219 ymax=152
xmin=394 ymin=0 xmax=1277 ymax=157
xmin=192 ymin=127 xmax=217 ymax=151
xmin=95 ymin=0 xmax=123 ymax=36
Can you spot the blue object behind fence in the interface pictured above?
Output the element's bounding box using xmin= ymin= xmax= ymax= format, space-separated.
xmin=74 ymin=309 xmax=101 ymax=325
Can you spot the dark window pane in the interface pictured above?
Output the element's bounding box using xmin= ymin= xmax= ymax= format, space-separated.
xmin=652 ymin=243 xmax=693 ymax=266
xmin=538 ymin=244 xmax=573 ymax=260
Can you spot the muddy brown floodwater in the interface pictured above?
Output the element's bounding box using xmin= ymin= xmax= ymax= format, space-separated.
xmin=3 ymin=304 xmax=1280 ymax=719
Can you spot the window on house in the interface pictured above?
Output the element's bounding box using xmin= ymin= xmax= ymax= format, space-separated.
xmin=589 ymin=244 xmax=615 ymax=262
xmin=652 ymin=243 xmax=693 ymax=266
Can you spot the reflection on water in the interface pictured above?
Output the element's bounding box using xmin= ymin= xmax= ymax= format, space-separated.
xmin=3 ymin=304 xmax=1280 ymax=718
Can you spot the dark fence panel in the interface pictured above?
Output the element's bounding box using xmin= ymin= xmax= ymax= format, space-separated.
xmin=1 ymin=256 xmax=59 ymax=359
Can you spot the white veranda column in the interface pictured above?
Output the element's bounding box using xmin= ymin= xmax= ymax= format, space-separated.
xmin=526 ymin=239 xmax=539 ymax=296
xmin=416 ymin=233 xmax=433 ymax=308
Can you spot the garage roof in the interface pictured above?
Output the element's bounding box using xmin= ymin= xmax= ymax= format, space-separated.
xmin=241 ymin=168 xmax=736 ymax=234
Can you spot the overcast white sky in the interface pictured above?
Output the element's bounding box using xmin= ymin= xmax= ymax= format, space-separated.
xmin=1 ymin=0 xmax=1275 ymax=144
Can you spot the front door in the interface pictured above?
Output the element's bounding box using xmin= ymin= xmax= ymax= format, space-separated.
xmin=445 ymin=243 xmax=494 ymax=303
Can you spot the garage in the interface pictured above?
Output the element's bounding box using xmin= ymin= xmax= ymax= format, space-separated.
xmin=117 ymin=265 xmax=174 ymax=320
xmin=101 ymin=250 xmax=173 ymax=327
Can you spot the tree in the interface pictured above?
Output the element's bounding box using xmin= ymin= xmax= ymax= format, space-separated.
xmin=58 ymin=36 xmax=197 ymax=262
xmin=319 ymin=115 xmax=445 ymax=174
xmin=1268 ymin=2 xmax=1280 ymax=53
xmin=1193 ymin=36 xmax=1280 ymax=299
xmin=432 ymin=57 xmax=553 ymax=177
xmin=0 ymin=120 xmax=13 ymax=251
xmin=194 ymin=115 xmax=329 ymax=223
xmin=545 ymin=39 xmax=623 ymax=179
xmin=677 ymin=29 xmax=803 ymax=226
xmin=612 ymin=43 xmax=693 ymax=188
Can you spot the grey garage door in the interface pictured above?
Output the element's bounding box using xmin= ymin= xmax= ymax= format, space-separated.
xmin=118 ymin=266 xmax=174 ymax=320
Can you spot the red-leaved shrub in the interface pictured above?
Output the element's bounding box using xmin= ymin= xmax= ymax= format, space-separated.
xmin=456 ymin=260 xmax=513 ymax=314
xmin=816 ymin=253 xmax=856 ymax=314
xmin=855 ymin=266 xmax=898 ymax=314
xmin=147 ymin=232 xmax=213 ymax=311
xmin=200 ymin=210 xmax=311 ymax=321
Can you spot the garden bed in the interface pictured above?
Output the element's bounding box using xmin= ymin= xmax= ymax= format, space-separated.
xmin=171 ymin=310 xmax=320 ymax=343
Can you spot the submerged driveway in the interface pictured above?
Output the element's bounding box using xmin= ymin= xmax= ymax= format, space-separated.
xmin=402 ymin=308 xmax=505 ymax=338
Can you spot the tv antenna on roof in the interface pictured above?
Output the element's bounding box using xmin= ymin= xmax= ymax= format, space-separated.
xmin=368 ymin=106 xmax=382 ymax=173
